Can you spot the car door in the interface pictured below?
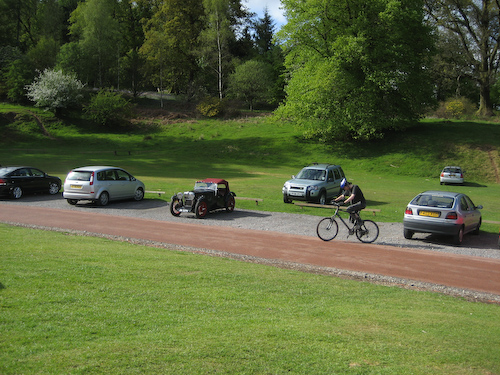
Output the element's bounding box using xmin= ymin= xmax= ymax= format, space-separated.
xmin=114 ymin=169 xmax=134 ymax=198
xmin=462 ymin=195 xmax=481 ymax=233
xmin=11 ymin=168 xmax=34 ymax=192
xmin=29 ymin=168 xmax=47 ymax=192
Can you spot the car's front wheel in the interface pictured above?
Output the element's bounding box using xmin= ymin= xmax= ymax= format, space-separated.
xmin=98 ymin=191 xmax=109 ymax=206
xmin=226 ymin=195 xmax=235 ymax=212
xmin=318 ymin=191 xmax=326 ymax=205
xmin=195 ymin=199 xmax=208 ymax=219
xmin=11 ymin=186 xmax=23 ymax=199
xmin=48 ymin=182 xmax=60 ymax=195
xmin=170 ymin=198 xmax=182 ymax=216
xmin=134 ymin=187 xmax=144 ymax=201
xmin=283 ymin=194 xmax=292 ymax=203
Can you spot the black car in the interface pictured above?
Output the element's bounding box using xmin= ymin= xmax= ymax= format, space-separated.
xmin=170 ymin=178 xmax=236 ymax=218
xmin=0 ymin=166 xmax=61 ymax=199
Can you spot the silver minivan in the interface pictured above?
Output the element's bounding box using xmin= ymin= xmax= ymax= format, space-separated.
xmin=63 ymin=166 xmax=145 ymax=206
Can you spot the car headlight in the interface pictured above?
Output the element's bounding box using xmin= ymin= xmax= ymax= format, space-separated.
xmin=176 ymin=192 xmax=183 ymax=200
xmin=185 ymin=192 xmax=195 ymax=200
xmin=307 ymin=186 xmax=319 ymax=191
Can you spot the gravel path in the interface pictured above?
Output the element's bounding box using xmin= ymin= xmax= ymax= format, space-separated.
xmin=4 ymin=194 xmax=500 ymax=259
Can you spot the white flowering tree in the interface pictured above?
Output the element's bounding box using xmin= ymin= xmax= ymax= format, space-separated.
xmin=25 ymin=69 xmax=84 ymax=113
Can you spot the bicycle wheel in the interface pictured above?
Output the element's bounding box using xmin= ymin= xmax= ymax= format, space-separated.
xmin=355 ymin=219 xmax=379 ymax=243
xmin=316 ymin=217 xmax=339 ymax=241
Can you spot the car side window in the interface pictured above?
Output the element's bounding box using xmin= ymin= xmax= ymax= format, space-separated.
xmin=115 ymin=170 xmax=130 ymax=181
xmin=460 ymin=197 xmax=469 ymax=211
xmin=30 ymin=169 xmax=44 ymax=177
xmin=97 ymin=172 xmax=105 ymax=181
xmin=464 ymin=196 xmax=475 ymax=210
xmin=104 ymin=170 xmax=116 ymax=181
xmin=14 ymin=168 xmax=30 ymax=177
xmin=333 ymin=169 xmax=341 ymax=180
xmin=327 ymin=170 xmax=334 ymax=181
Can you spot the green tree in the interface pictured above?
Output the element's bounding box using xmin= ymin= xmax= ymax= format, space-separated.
xmin=25 ymin=68 xmax=84 ymax=114
xmin=199 ymin=0 xmax=249 ymax=99
xmin=276 ymin=0 xmax=435 ymax=141
xmin=424 ymin=0 xmax=500 ymax=117
xmin=69 ymin=0 xmax=122 ymax=87
xmin=228 ymin=59 xmax=273 ymax=110
xmin=141 ymin=0 xmax=204 ymax=99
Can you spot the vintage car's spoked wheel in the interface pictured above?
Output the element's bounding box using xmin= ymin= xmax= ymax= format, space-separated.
xmin=195 ymin=199 xmax=208 ymax=219
xmin=170 ymin=198 xmax=182 ymax=216
xmin=226 ymin=195 xmax=235 ymax=212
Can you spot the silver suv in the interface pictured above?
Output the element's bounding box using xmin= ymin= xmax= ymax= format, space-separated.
xmin=63 ymin=166 xmax=145 ymax=206
xmin=282 ymin=163 xmax=345 ymax=205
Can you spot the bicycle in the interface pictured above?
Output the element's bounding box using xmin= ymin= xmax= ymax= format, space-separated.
xmin=316 ymin=203 xmax=379 ymax=243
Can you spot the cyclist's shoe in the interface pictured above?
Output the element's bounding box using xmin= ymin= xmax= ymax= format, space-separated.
xmin=348 ymin=228 xmax=355 ymax=236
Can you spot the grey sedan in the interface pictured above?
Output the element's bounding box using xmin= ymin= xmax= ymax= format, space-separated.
xmin=403 ymin=191 xmax=482 ymax=245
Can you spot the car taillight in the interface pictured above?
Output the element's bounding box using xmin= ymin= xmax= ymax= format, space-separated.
xmin=90 ymin=171 xmax=95 ymax=186
xmin=445 ymin=212 xmax=458 ymax=220
xmin=0 ymin=178 xmax=6 ymax=185
xmin=440 ymin=173 xmax=444 ymax=177
xmin=405 ymin=207 xmax=413 ymax=215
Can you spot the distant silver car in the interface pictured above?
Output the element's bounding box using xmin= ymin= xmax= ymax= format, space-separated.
xmin=63 ymin=166 xmax=145 ymax=206
xmin=403 ymin=191 xmax=482 ymax=245
xmin=440 ymin=166 xmax=464 ymax=185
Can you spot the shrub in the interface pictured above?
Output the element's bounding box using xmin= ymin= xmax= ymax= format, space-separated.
xmin=434 ymin=97 xmax=477 ymax=119
xmin=25 ymin=69 xmax=84 ymax=113
xmin=85 ymin=89 xmax=132 ymax=126
xmin=196 ymin=97 xmax=225 ymax=117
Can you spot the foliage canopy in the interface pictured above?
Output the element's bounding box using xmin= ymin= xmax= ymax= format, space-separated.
xmin=276 ymin=0 xmax=436 ymax=141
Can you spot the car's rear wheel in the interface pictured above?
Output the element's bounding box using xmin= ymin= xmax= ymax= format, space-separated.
xmin=403 ymin=229 xmax=414 ymax=239
xmin=11 ymin=186 xmax=23 ymax=199
xmin=66 ymin=199 xmax=78 ymax=205
xmin=98 ymin=191 xmax=109 ymax=206
xmin=134 ymin=187 xmax=144 ymax=201
xmin=195 ymin=199 xmax=208 ymax=219
xmin=226 ymin=195 xmax=235 ymax=212
xmin=170 ymin=198 xmax=182 ymax=216
xmin=48 ymin=182 xmax=60 ymax=195
xmin=453 ymin=226 xmax=464 ymax=245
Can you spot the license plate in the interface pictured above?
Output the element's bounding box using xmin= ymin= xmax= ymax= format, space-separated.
xmin=289 ymin=192 xmax=303 ymax=196
xmin=419 ymin=211 xmax=439 ymax=218
xmin=70 ymin=185 xmax=82 ymax=189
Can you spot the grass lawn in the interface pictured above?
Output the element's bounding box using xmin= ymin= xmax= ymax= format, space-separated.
xmin=1 ymin=224 xmax=499 ymax=374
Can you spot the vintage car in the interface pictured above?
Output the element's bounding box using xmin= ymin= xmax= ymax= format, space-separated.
xmin=170 ymin=178 xmax=236 ymax=218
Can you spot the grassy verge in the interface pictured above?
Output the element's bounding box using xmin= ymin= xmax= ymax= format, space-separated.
xmin=1 ymin=103 xmax=499 ymax=232
xmin=1 ymin=224 xmax=499 ymax=374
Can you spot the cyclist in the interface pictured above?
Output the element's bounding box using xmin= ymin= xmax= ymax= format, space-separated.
xmin=334 ymin=178 xmax=366 ymax=229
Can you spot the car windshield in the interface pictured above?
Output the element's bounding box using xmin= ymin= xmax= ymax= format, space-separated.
xmin=67 ymin=171 xmax=92 ymax=181
xmin=412 ymin=194 xmax=455 ymax=209
xmin=296 ymin=169 xmax=326 ymax=181
xmin=194 ymin=182 xmax=217 ymax=191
